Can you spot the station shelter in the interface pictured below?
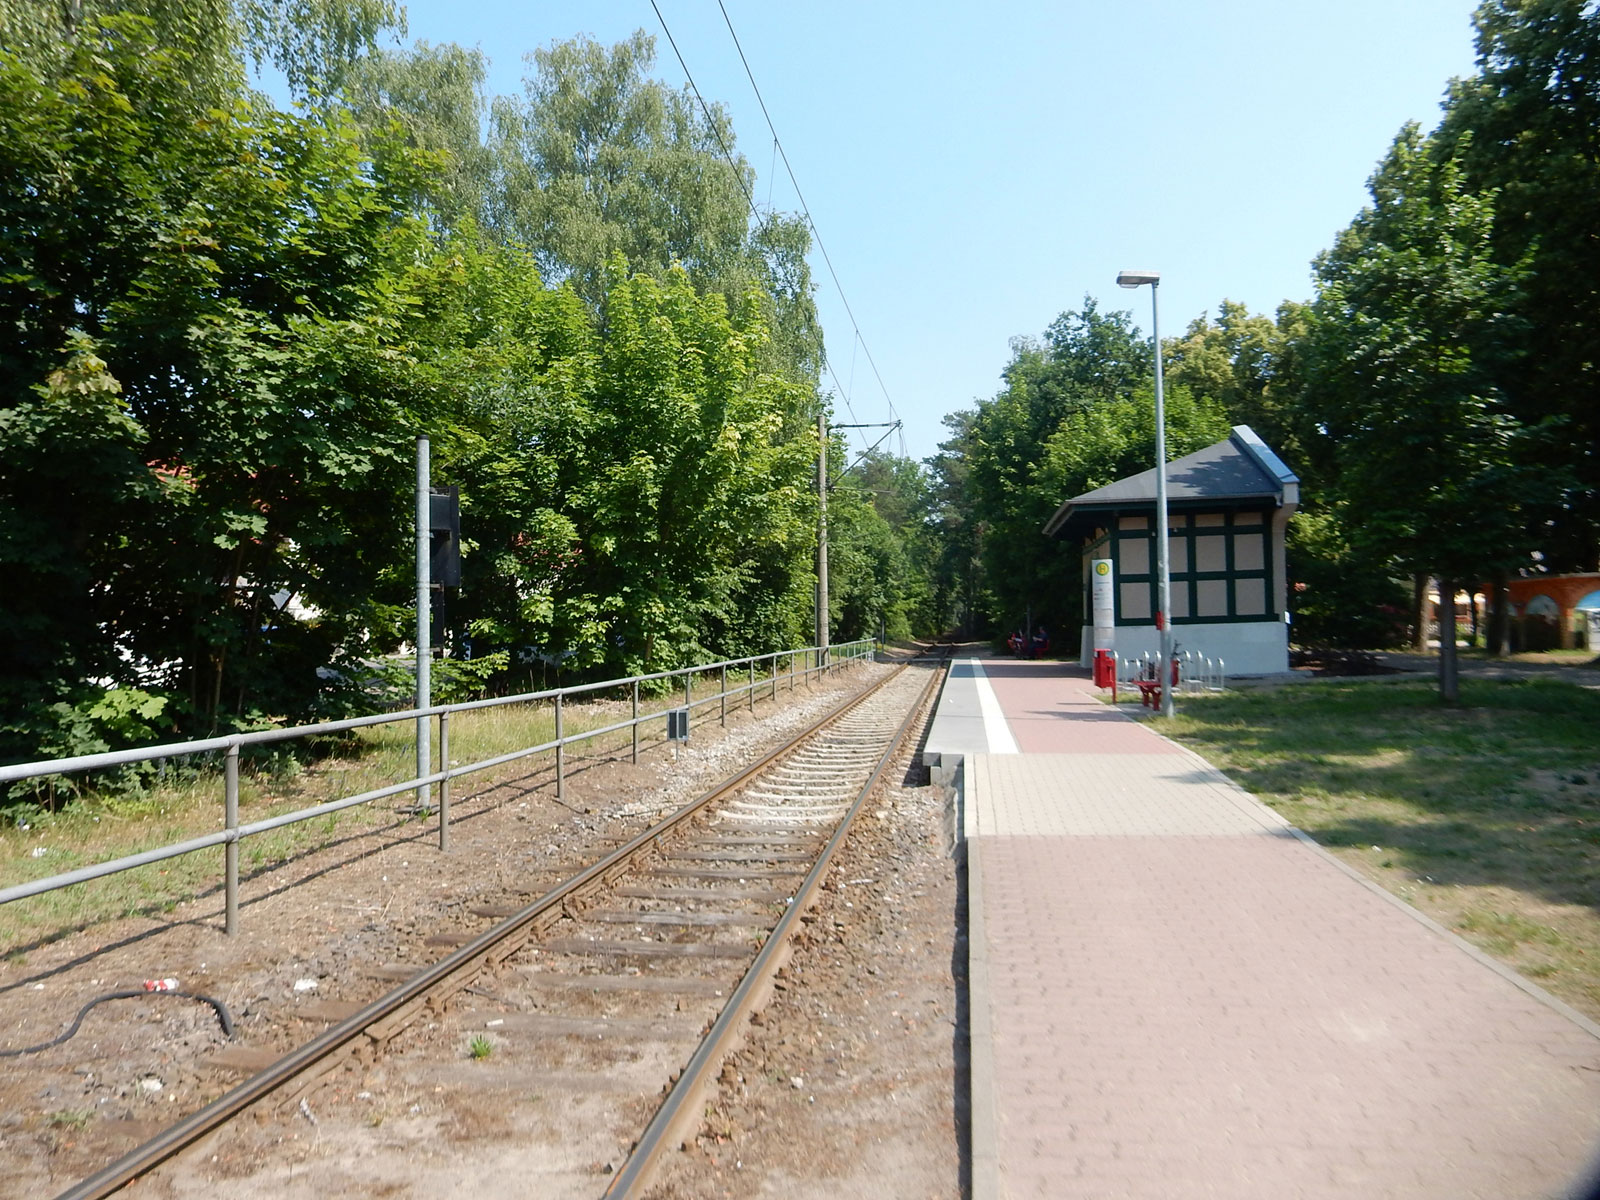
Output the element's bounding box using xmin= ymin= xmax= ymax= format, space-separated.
xmin=1042 ymin=425 xmax=1300 ymax=676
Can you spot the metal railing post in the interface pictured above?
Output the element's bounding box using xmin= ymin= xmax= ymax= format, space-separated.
xmin=224 ymin=741 xmax=239 ymax=937
xmin=2 ymin=641 xmax=916 ymax=918
xmin=720 ymin=664 xmax=727 ymax=726
xmin=438 ymin=711 xmax=450 ymax=852
xmin=684 ymin=672 xmax=691 ymax=721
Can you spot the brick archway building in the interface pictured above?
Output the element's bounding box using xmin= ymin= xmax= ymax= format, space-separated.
xmin=1504 ymin=573 xmax=1600 ymax=650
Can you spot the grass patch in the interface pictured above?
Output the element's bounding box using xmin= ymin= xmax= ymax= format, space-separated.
xmin=1165 ymin=677 xmax=1600 ymax=1017
xmin=1458 ymin=647 xmax=1596 ymax=666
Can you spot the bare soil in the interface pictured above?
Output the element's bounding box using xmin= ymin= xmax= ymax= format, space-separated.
xmin=0 ymin=658 xmax=964 ymax=1198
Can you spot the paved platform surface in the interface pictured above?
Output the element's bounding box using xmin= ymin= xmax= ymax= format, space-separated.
xmin=943 ymin=658 xmax=1600 ymax=1199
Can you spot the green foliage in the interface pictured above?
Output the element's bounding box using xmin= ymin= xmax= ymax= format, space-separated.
xmin=936 ymin=299 xmax=1230 ymax=640
xmin=836 ymin=451 xmax=941 ymax=639
xmin=1436 ymin=0 xmax=1600 ymax=571
xmin=930 ymin=1 xmax=1600 ymax=659
xmin=354 ymin=652 xmax=513 ymax=709
xmin=1308 ymin=123 xmax=1555 ymax=587
xmin=415 ymin=247 xmax=820 ymax=677
xmin=480 ymin=31 xmax=823 ymax=385
xmin=1035 ymin=386 xmax=1232 ymax=503
xmin=237 ymin=0 xmax=404 ymax=97
xmin=0 ymin=0 xmax=402 ymax=102
xmin=0 ymin=14 xmax=439 ymax=757
xmin=488 ymin=31 xmax=749 ymax=302
xmin=923 ymin=412 xmax=985 ymax=637
xmin=1165 ymin=299 xmax=1323 ymax=489
xmin=0 ymin=13 xmax=898 ymax=781
xmin=342 ymin=39 xmax=492 ymax=228
xmin=1285 ymin=511 xmax=1410 ymax=648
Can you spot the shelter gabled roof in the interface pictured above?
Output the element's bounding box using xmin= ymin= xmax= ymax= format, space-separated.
xmin=1042 ymin=425 xmax=1299 ymax=540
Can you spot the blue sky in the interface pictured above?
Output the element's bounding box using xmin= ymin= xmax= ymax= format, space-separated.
xmin=361 ymin=0 xmax=1482 ymax=461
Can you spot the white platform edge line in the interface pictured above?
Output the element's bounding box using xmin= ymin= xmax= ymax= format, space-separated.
xmin=966 ymin=659 xmax=1019 ymax=755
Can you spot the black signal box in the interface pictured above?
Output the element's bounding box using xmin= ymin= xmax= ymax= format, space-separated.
xmin=429 ymin=486 xmax=460 ymax=588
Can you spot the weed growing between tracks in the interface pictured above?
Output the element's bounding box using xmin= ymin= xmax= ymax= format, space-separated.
xmin=1162 ymin=677 xmax=1600 ymax=1018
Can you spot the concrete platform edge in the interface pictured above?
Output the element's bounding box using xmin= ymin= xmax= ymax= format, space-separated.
xmin=962 ymin=837 xmax=1000 ymax=1200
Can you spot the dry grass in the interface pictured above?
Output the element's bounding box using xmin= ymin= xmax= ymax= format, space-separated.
xmin=0 ymin=662 xmax=810 ymax=953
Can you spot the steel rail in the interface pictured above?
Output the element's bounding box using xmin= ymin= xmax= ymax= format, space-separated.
xmin=3 ymin=642 xmax=873 ymax=916
xmin=52 ymin=658 xmax=909 ymax=1200
xmin=602 ymin=652 xmax=950 ymax=1198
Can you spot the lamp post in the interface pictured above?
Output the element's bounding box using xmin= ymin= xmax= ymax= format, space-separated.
xmin=1116 ymin=270 xmax=1174 ymax=717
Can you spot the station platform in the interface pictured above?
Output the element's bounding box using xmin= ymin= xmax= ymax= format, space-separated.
xmin=929 ymin=657 xmax=1600 ymax=1199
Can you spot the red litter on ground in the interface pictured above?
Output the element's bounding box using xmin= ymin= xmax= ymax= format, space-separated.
xmin=143 ymin=978 xmax=180 ymax=992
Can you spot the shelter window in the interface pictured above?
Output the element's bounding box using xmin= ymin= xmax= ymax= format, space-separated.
xmin=1107 ymin=509 xmax=1275 ymax=625
xmin=1120 ymin=581 xmax=1151 ymax=620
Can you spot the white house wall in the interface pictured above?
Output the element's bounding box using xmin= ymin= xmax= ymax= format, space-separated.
xmin=1078 ymin=620 xmax=1289 ymax=676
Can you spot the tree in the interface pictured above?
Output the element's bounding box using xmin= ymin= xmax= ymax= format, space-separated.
xmin=0 ymin=13 xmax=435 ymax=756
xmin=476 ymin=31 xmax=823 ymax=388
xmin=238 ymin=0 xmax=403 ymax=97
xmin=924 ymin=411 xmax=987 ymax=637
xmin=1308 ymin=122 xmax=1552 ymax=698
xmin=341 ymin=40 xmax=493 ymax=230
xmin=1033 ymin=388 xmax=1233 ymax=507
xmin=1436 ymin=0 xmax=1600 ymax=572
xmin=487 ymin=32 xmax=750 ymax=304
xmin=408 ymin=244 xmax=821 ymax=678
xmin=828 ymin=450 xmax=940 ymax=641
xmin=0 ymin=0 xmax=403 ymax=100
xmin=931 ymin=299 xmax=1229 ymax=643
xmin=0 ymin=14 xmax=852 ymax=772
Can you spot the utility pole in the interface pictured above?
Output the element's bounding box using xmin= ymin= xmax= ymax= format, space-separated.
xmin=415 ymin=436 xmax=431 ymax=811
xmin=822 ymin=417 xmax=902 ymax=663
xmin=1117 ymin=270 xmax=1174 ymax=717
xmin=817 ymin=410 xmax=829 ymax=663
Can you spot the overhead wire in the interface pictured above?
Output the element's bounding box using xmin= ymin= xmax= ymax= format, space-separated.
xmin=646 ymin=0 xmax=865 ymax=437
xmin=713 ymin=0 xmax=902 ymax=435
xmin=646 ymin=0 xmax=758 ymax=219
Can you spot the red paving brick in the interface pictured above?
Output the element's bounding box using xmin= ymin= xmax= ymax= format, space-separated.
xmin=958 ymin=658 xmax=1600 ymax=1199
xmin=979 ymin=660 xmax=1185 ymax=755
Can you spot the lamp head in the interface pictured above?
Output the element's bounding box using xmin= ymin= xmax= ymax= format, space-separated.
xmin=1116 ymin=270 xmax=1160 ymax=288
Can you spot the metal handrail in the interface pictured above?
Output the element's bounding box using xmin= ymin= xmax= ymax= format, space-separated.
xmin=0 ymin=638 xmax=876 ymax=929
xmin=0 ymin=641 xmax=871 ymax=784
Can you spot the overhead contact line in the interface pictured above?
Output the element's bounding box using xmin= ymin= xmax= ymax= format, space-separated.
xmin=712 ymin=0 xmax=902 ymax=433
xmin=648 ymin=0 xmax=900 ymax=447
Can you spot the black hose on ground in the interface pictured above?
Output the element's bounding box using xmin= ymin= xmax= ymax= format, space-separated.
xmin=0 ymin=989 xmax=235 ymax=1057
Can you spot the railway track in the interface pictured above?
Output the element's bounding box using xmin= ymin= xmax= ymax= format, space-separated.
xmin=50 ymin=653 xmax=944 ymax=1199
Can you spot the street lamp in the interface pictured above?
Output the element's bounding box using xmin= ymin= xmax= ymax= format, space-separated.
xmin=1117 ymin=269 xmax=1174 ymax=717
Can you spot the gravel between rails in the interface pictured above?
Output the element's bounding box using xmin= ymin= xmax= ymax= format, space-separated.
xmin=0 ymin=663 xmax=908 ymax=1197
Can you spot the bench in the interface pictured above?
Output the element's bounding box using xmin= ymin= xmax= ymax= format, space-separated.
xmin=1132 ymin=660 xmax=1179 ymax=708
xmin=1134 ymin=679 xmax=1163 ymax=708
